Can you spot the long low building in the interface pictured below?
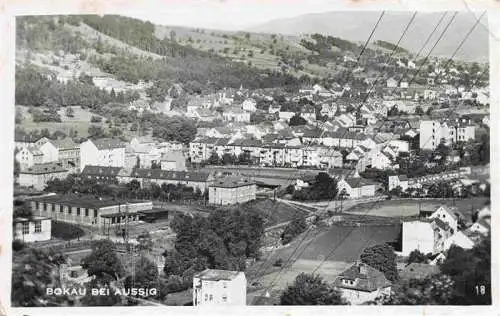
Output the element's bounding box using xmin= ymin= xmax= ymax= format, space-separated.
xmin=81 ymin=165 xmax=214 ymax=191
xmin=29 ymin=194 xmax=153 ymax=233
xmin=18 ymin=163 xmax=69 ymax=190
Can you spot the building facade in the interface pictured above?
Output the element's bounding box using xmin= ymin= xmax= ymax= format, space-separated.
xmin=79 ymin=138 xmax=126 ymax=171
xmin=18 ymin=163 xmax=69 ymax=190
xmin=13 ymin=216 xmax=52 ymax=242
xmin=29 ymin=194 xmax=153 ymax=233
xmin=419 ymin=120 xmax=475 ymax=150
xmin=193 ymin=269 xmax=246 ymax=306
xmin=209 ymin=177 xmax=257 ymax=205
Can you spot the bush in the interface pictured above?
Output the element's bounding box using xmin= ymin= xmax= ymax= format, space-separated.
xmin=90 ymin=115 xmax=102 ymax=123
xmin=281 ymin=216 xmax=307 ymax=245
xmin=51 ymin=221 xmax=85 ymax=240
xmin=12 ymin=240 xmax=25 ymax=251
xmin=274 ymin=258 xmax=284 ymax=267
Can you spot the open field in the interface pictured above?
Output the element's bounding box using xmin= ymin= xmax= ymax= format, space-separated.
xmin=17 ymin=105 xmax=105 ymax=137
xmin=240 ymin=198 xmax=311 ymax=228
xmin=248 ymin=223 xmax=401 ymax=292
xmin=345 ymin=197 xmax=489 ymax=219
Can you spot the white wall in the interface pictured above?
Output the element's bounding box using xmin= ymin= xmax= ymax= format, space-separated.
xmin=402 ymin=221 xmax=435 ymax=256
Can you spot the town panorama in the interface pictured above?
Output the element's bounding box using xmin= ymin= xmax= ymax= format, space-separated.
xmin=11 ymin=12 xmax=491 ymax=307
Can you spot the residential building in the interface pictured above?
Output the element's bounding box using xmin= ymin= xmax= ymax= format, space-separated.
xmin=467 ymin=217 xmax=491 ymax=236
xmin=429 ymin=205 xmax=463 ymax=233
xmin=193 ymin=269 xmax=246 ymax=306
xmin=18 ymin=163 xmax=69 ymax=190
xmin=400 ymin=263 xmax=440 ymax=280
xmin=160 ymin=151 xmax=187 ymax=171
xmin=241 ymin=98 xmax=257 ymax=112
xmin=13 ymin=216 xmax=51 ymax=243
xmin=386 ymin=78 xmax=398 ymax=88
xmin=334 ymin=261 xmax=392 ymax=305
xmin=79 ymin=138 xmax=126 ymax=171
xmin=223 ymin=108 xmax=251 ymax=123
xmin=209 ymin=176 xmax=256 ymax=205
xmin=337 ymin=177 xmax=377 ymax=199
xmin=419 ymin=120 xmax=475 ymax=150
xmin=15 ymin=146 xmax=44 ymax=170
xmin=279 ymin=111 xmax=295 ymax=121
xmin=29 ymin=194 xmax=153 ymax=233
xmin=81 ymin=165 xmax=123 ymax=183
xmin=15 ymin=132 xmax=49 ymax=150
xmin=118 ymin=168 xmax=213 ymax=192
xmin=51 ymin=138 xmax=80 ymax=170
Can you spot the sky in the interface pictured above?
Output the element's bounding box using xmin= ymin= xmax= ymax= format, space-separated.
xmin=128 ymin=0 xmax=383 ymax=31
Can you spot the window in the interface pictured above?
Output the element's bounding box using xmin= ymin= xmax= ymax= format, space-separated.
xmin=35 ymin=221 xmax=42 ymax=233
xmin=223 ymin=282 xmax=227 ymax=289
xmin=68 ymin=207 xmax=72 ymax=214
xmin=85 ymin=208 xmax=89 ymax=217
xmin=205 ymin=294 xmax=208 ymax=301
xmin=22 ymin=222 xmax=29 ymax=235
xmin=52 ymin=204 xmax=55 ymax=212
xmin=43 ymin=203 xmax=47 ymax=211
xmin=76 ymin=208 xmax=80 ymax=216
xmin=93 ymin=209 xmax=98 ymax=218
xmin=222 ymin=295 xmax=227 ymax=302
xmin=60 ymin=205 xmax=64 ymax=213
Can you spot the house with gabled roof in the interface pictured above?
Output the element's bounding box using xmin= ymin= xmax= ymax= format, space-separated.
xmin=334 ymin=261 xmax=392 ymax=304
xmin=15 ymin=146 xmax=44 ymax=170
xmin=118 ymin=168 xmax=213 ymax=191
xmin=337 ymin=177 xmax=377 ymax=199
xmin=79 ymin=138 xmax=126 ymax=171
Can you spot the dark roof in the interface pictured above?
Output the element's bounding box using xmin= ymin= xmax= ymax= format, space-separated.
xmin=343 ymin=177 xmax=378 ymax=188
xmin=400 ymin=263 xmax=440 ymax=280
xmin=334 ymin=262 xmax=392 ymax=292
xmin=229 ymin=138 xmax=263 ymax=147
xmin=194 ymin=269 xmax=242 ymax=281
xmin=92 ymin=138 xmax=126 ymax=150
xmin=21 ymin=163 xmax=68 ymax=175
xmin=211 ymin=176 xmax=255 ymax=188
xmin=82 ymin=165 xmax=123 ymax=177
xmin=432 ymin=218 xmax=451 ymax=231
xmin=29 ymin=194 xmax=149 ymax=209
xmin=128 ymin=168 xmax=211 ymax=182
xmin=51 ymin=137 xmax=78 ymax=150
xmin=15 ymin=131 xmax=43 ymax=143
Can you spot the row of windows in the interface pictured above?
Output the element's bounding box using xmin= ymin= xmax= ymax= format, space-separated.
xmin=21 ymin=221 xmax=42 ymax=234
xmin=37 ymin=202 xmax=97 ymax=217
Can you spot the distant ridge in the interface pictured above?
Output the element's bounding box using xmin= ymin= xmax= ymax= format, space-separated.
xmin=248 ymin=11 xmax=489 ymax=62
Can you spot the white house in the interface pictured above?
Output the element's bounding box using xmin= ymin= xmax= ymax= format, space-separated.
xmin=13 ymin=216 xmax=51 ymax=243
xmin=193 ymin=269 xmax=246 ymax=306
xmin=241 ymin=98 xmax=257 ymax=112
xmin=279 ymin=111 xmax=295 ymax=121
xmin=79 ymin=138 xmax=126 ymax=171
xmin=429 ymin=205 xmax=462 ymax=233
xmin=15 ymin=146 xmax=44 ymax=170
xmin=467 ymin=217 xmax=490 ymax=236
xmin=334 ymin=261 xmax=392 ymax=305
xmin=337 ymin=177 xmax=377 ymax=199
xmin=39 ymin=141 xmax=59 ymax=163
xmin=401 ymin=220 xmax=437 ymax=256
xmin=387 ymin=78 xmax=398 ymax=88
xmin=419 ymin=120 xmax=475 ymax=150
xmin=223 ymin=108 xmax=251 ymax=123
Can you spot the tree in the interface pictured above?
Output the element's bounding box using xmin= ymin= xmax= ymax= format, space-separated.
xmin=82 ymin=239 xmax=124 ymax=284
xmin=11 ymin=248 xmax=67 ymax=307
xmin=375 ymin=275 xmax=455 ymax=305
xmin=440 ymin=236 xmax=491 ymax=304
xmin=415 ymin=106 xmax=424 ymax=115
xmin=208 ymin=151 xmax=220 ymax=165
xmin=407 ymin=249 xmax=428 ymax=265
xmin=124 ymin=256 xmax=158 ymax=292
xmin=314 ymin=172 xmax=338 ymax=199
xmin=360 ymin=244 xmax=398 ymax=282
xmin=281 ymin=216 xmax=307 ymax=245
xmin=289 ymin=113 xmax=307 ymax=126
xmin=280 ymin=273 xmax=345 ymax=305
xmin=137 ymin=231 xmax=153 ymax=252
xmin=13 ymin=200 xmax=33 ymax=218
xmin=88 ymin=125 xmax=105 ymax=138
